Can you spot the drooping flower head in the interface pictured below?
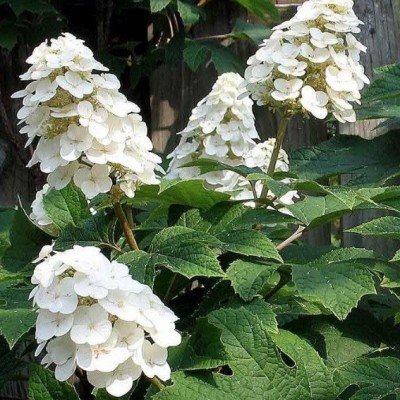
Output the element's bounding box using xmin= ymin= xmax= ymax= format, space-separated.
xmin=166 ymin=72 xmax=259 ymax=192
xmin=13 ymin=33 xmax=161 ymax=199
xmin=31 ymin=245 xmax=181 ymax=396
xmin=245 ymin=0 xmax=369 ymax=122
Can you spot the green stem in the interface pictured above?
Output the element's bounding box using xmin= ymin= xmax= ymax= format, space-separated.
xmin=260 ymin=117 xmax=291 ymax=199
xmin=164 ymin=274 xmax=179 ymax=304
xmin=124 ymin=204 xmax=135 ymax=229
xmin=265 ymin=227 xmax=305 ymax=300
xmin=113 ymin=202 xmax=139 ymax=251
xmin=149 ymin=377 xmax=165 ymax=390
xmin=276 ymin=226 xmax=305 ymax=251
xmin=194 ymin=33 xmax=231 ymax=41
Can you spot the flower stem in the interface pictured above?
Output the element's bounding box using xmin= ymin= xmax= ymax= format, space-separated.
xmin=276 ymin=226 xmax=305 ymax=251
xmin=124 ymin=204 xmax=135 ymax=229
xmin=194 ymin=33 xmax=231 ymax=41
xmin=265 ymin=226 xmax=305 ymax=301
xmin=113 ymin=202 xmax=139 ymax=251
xmin=149 ymin=377 xmax=165 ymax=390
xmin=260 ymin=117 xmax=291 ymax=199
xmin=164 ymin=274 xmax=178 ymax=304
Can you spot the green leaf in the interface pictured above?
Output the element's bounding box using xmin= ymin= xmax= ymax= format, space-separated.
xmin=0 ymin=209 xmax=14 ymax=258
xmin=54 ymin=212 xmax=120 ymax=252
xmin=286 ymin=187 xmax=399 ymax=228
xmin=149 ymin=226 xmax=224 ymax=278
xmin=233 ymin=0 xmax=279 ymax=21
xmin=0 ymin=0 xmax=58 ymax=15
xmin=369 ymin=64 xmax=400 ymax=100
xmin=309 ymin=247 xmax=377 ymax=264
xmin=227 ymin=260 xmax=278 ymax=301
xmin=171 ymin=319 xmax=228 ymax=371
xmin=0 ymin=268 xmax=26 ymax=285
xmin=182 ymin=40 xmax=244 ymax=74
xmin=232 ymin=18 xmax=271 ymax=45
xmin=183 ymin=40 xmax=209 ymax=71
xmin=178 ymin=202 xmax=294 ymax=233
xmin=347 ymin=216 xmax=400 ymax=239
xmin=0 ymin=20 xmax=19 ymax=51
xmin=292 ymin=260 xmax=376 ymax=320
xmin=183 ymin=158 xmax=259 ymax=178
xmin=271 ymin=288 xmax=324 ymax=323
xmin=155 ymin=305 xmax=335 ymax=400
xmin=136 ymin=204 xmax=169 ymax=232
xmin=286 ymin=194 xmax=355 ymax=227
xmin=43 ymin=183 xmax=91 ymax=230
xmin=150 ymin=0 xmax=171 ymax=12
xmin=289 ymin=313 xmax=388 ymax=370
xmin=177 ymin=0 xmax=201 ymax=25
xmin=116 ymin=250 xmax=157 ymax=287
xmin=28 ymin=364 xmax=79 ymax=400
xmin=177 ymin=203 xmax=285 ymax=260
xmin=270 ymin=329 xmax=336 ymax=396
xmin=282 ymin=244 xmax=335 ymax=264
xmin=164 ymin=31 xmax=185 ymax=65
xmin=289 ymin=131 xmax=400 ymax=185
xmin=356 ymin=63 xmax=400 ymax=122
xmin=131 ymin=179 xmax=230 ymax=209
xmin=2 ymin=208 xmax=50 ymax=272
xmin=335 ymin=357 xmax=400 ymax=400
xmin=215 ymin=229 xmax=282 ymax=260
xmin=230 ymin=298 xmax=279 ymax=333
xmin=0 ymin=287 xmax=36 ymax=348
xmin=205 ymin=42 xmax=244 ymax=74
xmin=174 ymin=299 xmax=278 ymax=372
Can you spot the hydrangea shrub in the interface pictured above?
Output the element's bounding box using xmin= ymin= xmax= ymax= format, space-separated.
xmin=1 ymin=1 xmax=400 ymax=399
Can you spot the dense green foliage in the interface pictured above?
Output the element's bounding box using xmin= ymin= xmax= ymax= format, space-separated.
xmin=2 ymin=125 xmax=400 ymax=398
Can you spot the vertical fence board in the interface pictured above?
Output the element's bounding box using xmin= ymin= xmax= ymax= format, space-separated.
xmin=149 ymin=3 xmax=232 ymax=153
xmin=341 ymin=0 xmax=400 ymax=256
xmin=0 ymin=50 xmax=36 ymax=209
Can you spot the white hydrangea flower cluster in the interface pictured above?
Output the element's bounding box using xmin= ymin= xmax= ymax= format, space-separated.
xmin=167 ymin=73 xmax=259 ymax=191
xmin=13 ymin=33 xmax=161 ymax=199
xmin=167 ymin=73 xmax=298 ymax=209
xmin=31 ymin=245 xmax=181 ymax=397
xmin=244 ymin=0 xmax=369 ymax=122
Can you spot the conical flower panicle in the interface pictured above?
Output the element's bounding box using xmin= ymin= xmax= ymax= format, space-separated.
xmin=245 ymin=0 xmax=369 ymax=122
xmin=167 ymin=73 xmax=298 ymax=209
xmin=167 ymin=72 xmax=259 ymax=192
xmin=14 ymin=33 xmax=161 ymax=200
